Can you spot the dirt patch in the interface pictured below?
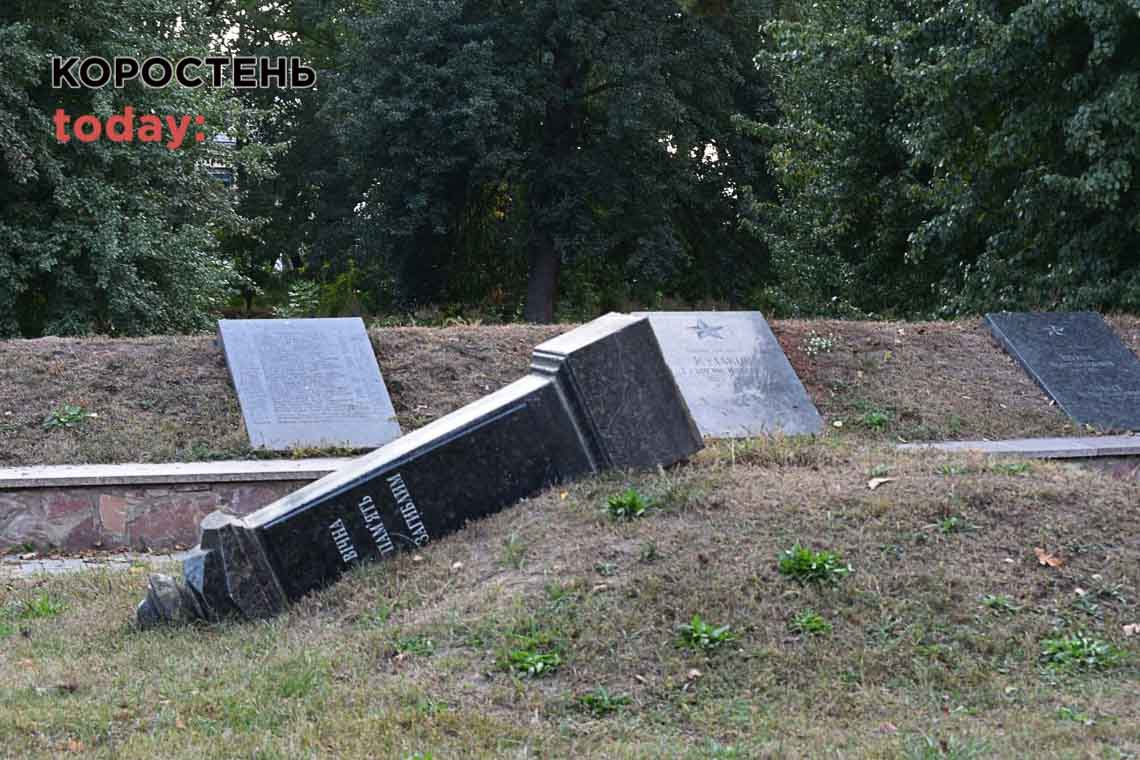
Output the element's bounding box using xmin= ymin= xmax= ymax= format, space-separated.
xmin=775 ymin=315 xmax=1140 ymax=442
xmin=0 ymin=325 xmax=563 ymax=467
xmin=1 ymin=317 xmax=1138 ymax=466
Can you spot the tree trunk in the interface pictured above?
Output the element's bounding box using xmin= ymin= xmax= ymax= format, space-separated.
xmin=523 ymin=35 xmax=584 ymax=324
xmin=524 ymin=238 xmax=560 ymax=323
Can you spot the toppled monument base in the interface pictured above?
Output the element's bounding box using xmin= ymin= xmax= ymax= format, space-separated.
xmin=137 ymin=313 xmax=702 ymax=627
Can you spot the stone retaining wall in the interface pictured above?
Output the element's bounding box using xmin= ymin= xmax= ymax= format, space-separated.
xmin=0 ymin=459 xmax=351 ymax=551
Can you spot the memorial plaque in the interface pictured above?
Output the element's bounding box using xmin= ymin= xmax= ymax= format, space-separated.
xmin=137 ymin=314 xmax=702 ymax=627
xmin=218 ymin=318 xmax=401 ymax=449
xmin=985 ymin=311 xmax=1140 ymax=431
xmin=635 ymin=311 xmax=823 ymax=438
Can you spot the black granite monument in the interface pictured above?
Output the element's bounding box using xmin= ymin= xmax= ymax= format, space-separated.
xmin=137 ymin=314 xmax=703 ymax=627
xmin=985 ymin=311 xmax=1140 ymax=431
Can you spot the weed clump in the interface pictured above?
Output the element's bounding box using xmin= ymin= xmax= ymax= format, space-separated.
xmin=1039 ymin=633 xmax=1121 ymax=672
xmin=606 ymin=488 xmax=649 ymax=520
xmin=778 ymin=545 xmax=853 ymax=586
xmin=576 ymin=687 xmax=631 ymax=717
xmin=677 ymin=614 xmax=735 ymax=652
xmin=789 ymin=610 xmax=832 ymax=636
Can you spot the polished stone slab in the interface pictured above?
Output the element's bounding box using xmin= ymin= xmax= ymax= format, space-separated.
xmin=137 ymin=314 xmax=702 ymax=626
xmin=985 ymin=311 xmax=1140 ymax=431
xmin=634 ymin=311 xmax=822 ymax=437
xmin=218 ymin=318 xmax=402 ymax=449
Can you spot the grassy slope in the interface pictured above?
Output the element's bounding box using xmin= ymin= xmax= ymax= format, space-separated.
xmin=3 ymin=316 xmax=1140 ymax=467
xmin=1 ymin=439 xmax=1138 ymax=758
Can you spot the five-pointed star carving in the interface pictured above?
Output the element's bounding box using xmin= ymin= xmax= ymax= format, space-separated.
xmin=689 ymin=319 xmax=725 ymax=340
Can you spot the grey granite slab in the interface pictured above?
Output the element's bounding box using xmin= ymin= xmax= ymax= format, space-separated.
xmin=634 ymin=311 xmax=823 ymax=437
xmin=985 ymin=311 xmax=1140 ymax=431
xmin=218 ymin=318 xmax=402 ymax=450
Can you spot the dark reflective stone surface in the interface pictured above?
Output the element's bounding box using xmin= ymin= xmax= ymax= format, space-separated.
xmin=985 ymin=311 xmax=1140 ymax=431
xmin=137 ymin=314 xmax=702 ymax=627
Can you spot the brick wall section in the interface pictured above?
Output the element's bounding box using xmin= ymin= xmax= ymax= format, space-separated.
xmin=0 ymin=480 xmax=310 ymax=551
xmin=0 ymin=459 xmax=351 ymax=552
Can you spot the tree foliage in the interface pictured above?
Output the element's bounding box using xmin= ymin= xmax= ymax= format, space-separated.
xmin=901 ymin=0 xmax=1140 ymax=314
xmin=5 ymin=0 xmax=1140 ymax=335
xmin=752 ymin=0 xmax=1140 ymax=318
xmin=329 ymin=0 xmax=772 ymax=321
xmin=0 ymin=0 xmax=258 ymax=337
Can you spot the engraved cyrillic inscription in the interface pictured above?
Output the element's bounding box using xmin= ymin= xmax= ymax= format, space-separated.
xmin=387 ymin=473 xmax=430 ymax=546
xmin=329 ymin=518 xmax=359 ymax=564
xmin=357 ymin=494 xmax=395 ymax=556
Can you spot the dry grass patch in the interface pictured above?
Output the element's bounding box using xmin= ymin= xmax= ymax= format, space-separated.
xmin=2 ymin=443 xmax=1138 ymax=757
xmin=4 ymin=316 xmax=1139 ymax=466
xmin=774 ymin=315 xmax=1140 ymax=442
xmin=0 ymin=326 xmax=562 ymax=467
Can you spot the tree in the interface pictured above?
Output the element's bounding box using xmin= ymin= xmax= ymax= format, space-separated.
xmin=0 ymin=0 xmax=259 ymax=337
xmin=217 ymin=0 xmax=364 ymax=314
xmin=900 ymin=0 xmax=1140 ymax=314
xmin=743 ymin=0 xmax=935 ymax=317
xmin=752 ymin=0 xmax=1140 ymax=317
xmin=330 ymin=0 xmax=772 ymax=322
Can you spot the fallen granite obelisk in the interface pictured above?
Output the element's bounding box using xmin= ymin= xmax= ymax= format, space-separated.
xmin=137 ymin=314 xmax=702 ymax=627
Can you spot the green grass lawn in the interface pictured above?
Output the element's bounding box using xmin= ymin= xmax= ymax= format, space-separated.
xmin=2 ymin=439 xmax=1138 ymax=758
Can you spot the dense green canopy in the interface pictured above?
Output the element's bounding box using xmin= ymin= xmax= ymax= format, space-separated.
xmin=1 ymin=0 xmax=1138 ymax=335
xmin=0 ymin=0 xmax=261 ymax=337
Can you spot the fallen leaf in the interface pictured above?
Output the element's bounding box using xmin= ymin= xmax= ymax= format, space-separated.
xmin=878 ymin=723 xmax=898 ymax=735
xmin=867 ymin=477 xmax=897 ymax=491
xmin=686 ymin=668 xmax=702 ymax=681
xmin=66 ymin=740 xmax=84 ymax=752
xmin=1034 ymin=547 xmax=1064 ymax=568
xmin=412 ymin=554 xmax=424 ymax=563
xmin=1123 ymin=624 xmax=1139 ymax=637
xmin=175 ymin=718 xmax=185 ymax=730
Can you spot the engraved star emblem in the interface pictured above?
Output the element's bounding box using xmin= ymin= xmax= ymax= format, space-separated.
xmin=689 ymin=319 xmax=725 ymax=340
xmin=1046 ymin=325 xmax=1065 ymax=336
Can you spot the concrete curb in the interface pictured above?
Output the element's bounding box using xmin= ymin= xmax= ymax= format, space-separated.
xmin=898 ymin=434 xmax=1140 ymax=459
xmin=0 ymin=458 xmax=354 ymax=489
